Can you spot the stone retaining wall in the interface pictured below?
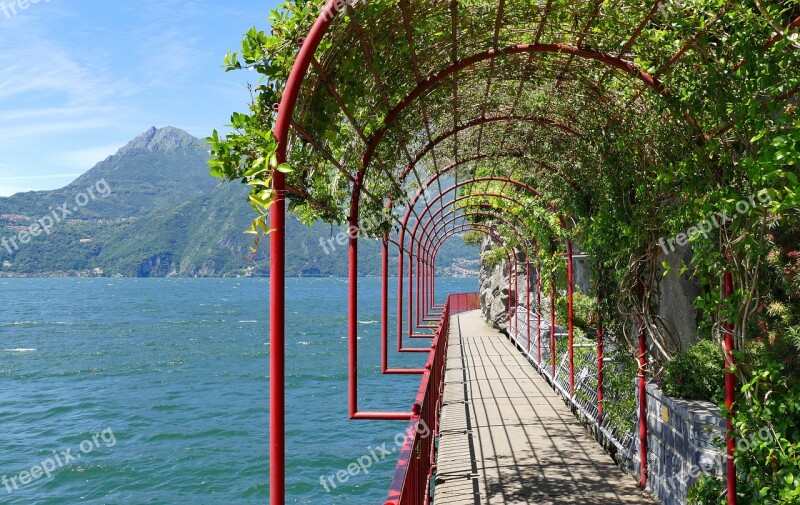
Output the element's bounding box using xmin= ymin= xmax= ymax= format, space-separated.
xmin=634 ymin=384 xmax=726 ymax=505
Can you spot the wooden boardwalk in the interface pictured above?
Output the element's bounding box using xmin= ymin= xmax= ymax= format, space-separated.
xmin=434 ymin=310 xmax=652 ymax=505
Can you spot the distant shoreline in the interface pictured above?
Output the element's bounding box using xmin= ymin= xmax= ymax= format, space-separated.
xmin=0 ymin=273 xmax=479 ymax=279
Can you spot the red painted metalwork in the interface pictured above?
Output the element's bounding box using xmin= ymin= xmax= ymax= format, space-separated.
xmin=382 ymin=234 xmax=426 ymax=375
xmin=361 ymin=43 xmax=666 ymax=174
xmin=723 ymin=270 xmax=737 ymax=505
xmin=270 ymin=1 xmax=342 ymax=500
xmin=348 ymin=194 xmax=418 ymax=418
xmin=406 ymin=189 xmax=544 ymax=339
xmin=402 ymin=117 xmax=581 ymax=183
xmin=419 ymin=212 xmax=526 ymax=256
xmin=430 ymin=224 xmax=505 ymax=254
xmin=537 ymin=265 xmax=542 ymax=367
xmin=398 ymin=178 xmax=562 ymax=346
xmin=401 ymin=185 xmax=552 ymax=326
xmin=398 ymin=218 xmax=513 ymax=352
xmin=418 ymin=215 xmax=532 ymax=277
xmin=550 ymin=280 xmax=556 ymax=377
xmin=349 ymin=212 xmax=359 ymax=419
xmin=401 ymin=176 xmax=565 ymax=232
xmin=526 ymin=261 xmax=531 ymax=352
xmin=382 ymin=235 xmax=389 ymax=373
xmin=385 ymin=293 xmax=479 ymax=505
xmin=395 ymin=174 xmax=565 ymax=344
xmin=567 ymin=240 xmax=575 ymax=398
xmin=597 ymin=307 xmax=604 ymax=422
xmin=507 ymin=260 xmax=516 ymax=334
xmin=637 ymin=311 xmax=648 ymax=489
xmin=268 ymin=6 xmax=718 ymax=504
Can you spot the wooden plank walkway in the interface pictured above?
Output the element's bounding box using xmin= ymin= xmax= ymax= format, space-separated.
xmin=434 ymin=309 xmax=653 ymax=505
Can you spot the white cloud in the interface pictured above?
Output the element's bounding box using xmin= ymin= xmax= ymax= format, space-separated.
xmin=0 ymin=174 xmax=82 ymax=180
xmin=56 ymin=144 xmax=122 ymax=170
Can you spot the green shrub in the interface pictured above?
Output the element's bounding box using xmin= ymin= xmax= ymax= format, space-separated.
xmin=554 ymin=291 xmax=598 ymax=330
xmin=603 ymin=346 xmax=638 ymax=435
xmin=663 ymin=340 xmax=724 ymax=403
xmin=690 ymin=363 xmax=800 ymax=504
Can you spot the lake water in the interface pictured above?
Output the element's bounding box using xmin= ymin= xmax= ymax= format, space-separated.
xmin=0 ymin=277 xmax=477 ymax=504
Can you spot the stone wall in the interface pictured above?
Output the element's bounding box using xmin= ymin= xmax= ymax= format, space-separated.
xmin=656 ymin=245 xmax=702 ymax=355
xmin=634 ymin=384 xmax=726 ymax=505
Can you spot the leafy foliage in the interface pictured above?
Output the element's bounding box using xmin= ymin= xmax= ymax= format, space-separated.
xmin=690 ymin=363 xmax=800 ymax=504
xmin=662 ymin=340 xmax=725 ymax=403
xmin=554 ymin=291 xmax=599 ymax=331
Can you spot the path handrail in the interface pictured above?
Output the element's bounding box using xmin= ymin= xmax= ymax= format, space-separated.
xmin=385 ymin=292 xmax=479 ymax=505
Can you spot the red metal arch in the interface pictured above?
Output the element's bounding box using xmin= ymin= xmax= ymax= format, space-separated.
xmin=269 ymin=2 xmax=678 ymax=502
xmin=400 ymin=178 xmax=561 ymax=337
xmin=396 ymin=114 xmax=582 ymax=182
xmin=379 ymin=223 xmax=507 ymax=372
xmin=360 ymin=42 xmax=666 ymax=170
xmin=409 ymin=208 xmax=534 ymax=339
xmin=393 ymin=176 xmax=576 ymax=395
xmin=421 ymin=214 xmax=528 ymax=342
xmin=400 ymin=175 xmax=567 ymax=254
xmin=400 ymin=177 xmax=568 ymax=330
xmin=415 ymin=196 xmax=540 ymax=324
xmin=415 ymin=208 xmax=536 ymax=333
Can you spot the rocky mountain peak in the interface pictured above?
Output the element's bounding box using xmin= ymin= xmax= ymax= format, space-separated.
xmin=117 ymin=126 xmax=199 ymax=155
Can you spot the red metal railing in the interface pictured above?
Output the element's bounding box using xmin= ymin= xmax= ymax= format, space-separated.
xmin=385 ymin=293 xmax=479 ymax=505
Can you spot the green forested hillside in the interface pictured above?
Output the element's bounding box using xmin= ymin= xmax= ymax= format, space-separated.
xmin=0 ymin=127 xmax=477 ymax=277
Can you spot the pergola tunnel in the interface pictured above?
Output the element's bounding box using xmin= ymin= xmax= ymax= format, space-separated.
xmin=209 ymin=0 xmax=800 ymax=503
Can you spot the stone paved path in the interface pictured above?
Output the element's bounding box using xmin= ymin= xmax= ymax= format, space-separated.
xmin=433 ymin=310 xmax=653 ymax=504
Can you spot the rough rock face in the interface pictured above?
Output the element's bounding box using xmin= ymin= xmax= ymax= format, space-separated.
xmin=478 ymin=237 xmax=536 ymax=329
xmin=656 ymin=244 xmax=702 ymax=354
xmin=573 ymin=255 xmax=591 ymax=293
xmin=117 ymin=126 xmax=199 ymax=155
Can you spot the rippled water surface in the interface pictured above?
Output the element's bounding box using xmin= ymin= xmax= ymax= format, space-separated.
xmin=0 ymin=277 xmax=476 ymax=504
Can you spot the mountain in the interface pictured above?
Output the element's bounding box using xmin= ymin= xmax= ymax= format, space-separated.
xmin=0 ymin=127 xmax=478 ymax=277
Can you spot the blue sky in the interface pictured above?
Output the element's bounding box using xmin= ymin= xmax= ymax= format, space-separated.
xmin=0 ymin=0 xmax=280 ymax=196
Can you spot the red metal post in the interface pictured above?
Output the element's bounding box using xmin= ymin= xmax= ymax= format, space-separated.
xmin=550 ymin=279 xmax=556 ymax=377
xmin=424 ymin=258 xmax=430 ymax=316
xmin=567 ymin=240 xmax=575 ymax=398
xmin=433 ymin=261 xmax=437 ymax=309
xmin=526 ymin=261 xmax=531 ymax=352
xmin=637 ymin=312 xmax=648 ymax=489
xmin=397 ymin=244 xmax=405 ymax=352
xmin=508 ymin=261 xmax=513 ymax=334
xmin=537 ymin=265 xmax=542 ymax=367
xmin=382 ymin=235 xmax=389 ymax=373
xmin=512 ymin=253 xmax=518 ymax=338
xmin=271 ymin=6 xmax=342 ymax=499
xmin=723 ymin=270 xmax=737 ymax=505
xmin=423 ymin=257 xmax=429 ymax=320
xmin=597 ymin=308 xmax=604 ymax=421
xmin=269 ymin=172 xmax=286 ymax=504
xmin=420 ymin=258 xmax=427 ymax=323
xmin=416 ymin=254 xmax=421 ymax=326
xmin=349 ymin=214 xmax=359 ymax=419
xmin=408 ymin=251 xmax=414 ymax=339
